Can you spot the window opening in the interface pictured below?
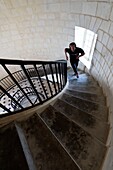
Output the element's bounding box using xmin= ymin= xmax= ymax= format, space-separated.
xmin=75 ymin=26 xmax=97 ymax=69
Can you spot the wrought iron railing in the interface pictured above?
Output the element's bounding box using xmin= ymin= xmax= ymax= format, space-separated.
xmin=0 ymin=59 xmax=67 ymax=117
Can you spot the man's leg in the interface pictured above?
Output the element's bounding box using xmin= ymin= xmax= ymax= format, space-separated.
xmin=70 ymin=61 xmax=79 ymax=78
xmin=75 ymin=60 xmax=79 ymax=78
xmin=70 ymin=62 xmax=78 ymax=74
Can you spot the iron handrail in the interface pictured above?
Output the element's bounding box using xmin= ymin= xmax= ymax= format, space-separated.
xmin=0 ymin=59 xmax=67 ymax=117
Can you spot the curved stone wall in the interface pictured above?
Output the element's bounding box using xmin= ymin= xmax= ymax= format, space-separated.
xmin=0 ymin=0 xmax=113 ymax=169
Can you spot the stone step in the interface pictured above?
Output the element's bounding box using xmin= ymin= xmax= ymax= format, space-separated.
xmin=61 ymin=93 xmax=108 ymax=122
xmin=65 ymin=89 xmax=106 ymax=105
xmin=67 ymin=84 xmax=103 ymax=94
xmin=67 ymin=78 xmax=98 ymax=87
xmin=15 ymin=123 xmax=37 ymax=170
xmin=53 ymin=99 xmax=109 ymax=144
xmin=68 ymin=72 xmax=98 ymax=85
xmin=0 ymin=123 xmax=29 ymax=170
xmin=19 ymin=113 xmax=80 ymax=170
xmin=40 ymin=106 xmax=106 ymax=170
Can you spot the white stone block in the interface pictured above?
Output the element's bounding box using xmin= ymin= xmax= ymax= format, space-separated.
xmin=65 ymin=21 xmax=75 ymax=28
xmin=102 ymin=32 xmax=109 ymax=46
xmin=100 ymin=56 xmax=105 ymax=68
xmin=84 ymin=16 xmax=91 ymax=29
xmin=97 ymin=29 xmax=104 ymax=41
xmin=96 ymin=2 xmax=111 ymax=20
xmin=108 ymin=73 xmax=113 ymax=87
xmin=47 ymin=13 xmax=55 ymax=19
xmin=70 ymin=2 xmax=82 ymax=14
xmin=82 ymin=2 xmax=97 ymax=16
xmin=11 ymin=0 xmax=27 ymax=7
xmin=96 ymin=41 xmax=103 ymax=54
xmin=38 ymin=14 xmax=47 ymax=19
xmin=110 ymin=6 xmax=113 ymax=21
xmin=63 ymin=28 xmax=74 ymax=36
xmin=107 ymin=37 xmax=113 ymax=52
xmin=74 ymin=14 xmax=80 ymax=26
xmin=109 ymin=22 xmax=113 ymax=37
xmin=4 ymin=0 xmax=13 ymax=8
xmin=93 ymin=18 xmax=102 ymax=32
xmin=100 ymin=20 xmax=111 ymax=33
xmin=101 ymin=46 xmax=109 ymax=57
xmin=47 ymin=3 xmax=61 ymax=12
xmin=60 ymin=2 xmax=71 ymax=12
xmin=60 ymin=13 xmax=68 ymax=20
xmin=89 ymin=17 xmax=96 ymax=31
xmin=79 ymin=15 xmax=85 ymax=27
xmin=37 ymin=20 xmax=45 ymax=26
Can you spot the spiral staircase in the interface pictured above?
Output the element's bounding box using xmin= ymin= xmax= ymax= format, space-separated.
xmin=0 ymin=65 xmax=109 ymax=170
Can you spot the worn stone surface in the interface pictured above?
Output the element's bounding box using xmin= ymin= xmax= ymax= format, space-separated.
xmin=67 ymin=83 xmax=103 ymax=94
xmin=19 ymin=114 xmax=79 ymax=170
xmin=61 ymin=93 xmax=108 ymax=122
xmin=0 ymin=123 xmax=29 ymax=170
xmin=67 ymin=70 xmax=103 ymax=94
xmin=65 ymin=89 xmax=106 ymax=105
xmin=67 ymin=71 xmax=98 ymax=86
xmin=53 ymin=99 xmax=109 ymax=144
xmin=40 ymin=106 xmax=106 ymax=170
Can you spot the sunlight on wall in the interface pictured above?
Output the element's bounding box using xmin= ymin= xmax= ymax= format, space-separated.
xmin=75 ymin=26 xmax=97 ymax=69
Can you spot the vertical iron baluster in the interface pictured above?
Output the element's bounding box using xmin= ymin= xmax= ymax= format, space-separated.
xmin=1 ymin=81 xmax=8 ymax=90
xmin=7 ymin=77 xmax=13 ymax=87
xmin=2 ymin=77 xmax=11 ymax=89
xmin=2 ymin=64 xmax=33 ymax=106
xmin=0 ymin=103 xmax=11 ymax=113
xmin=16 ymin=71 xmax=22 ymax=81
xmin=21 ymin=65 xmax=42 ymax=103
xmin=34 ymin=64 xmax=48 ymax=99
xmin=20 ymin=70 xmax=24 ymax=81
xmin=0 ymin=85 xmax=23 ymax=109
xmin=55 ymin=63 xmax=60 ymax=92
xmin=42 ymin=64 xmax=53 ymax=96
xmin=49 ymin=64 xmax=57 ymax=94
xmin=60 ymin=63 xmax=64 ymax=87
xmin=21 ymin=70 xmax=26 ymax=80
xmin=58 ymin=63 xmax=62 ymax=90
xmin=61 ymin=63 xmax=66 ymax=87
xmin=13 ymin=73 xmax=20 ymax=83
xmin=64 ymin=62 xmax=67 ymax=85
xmin=27 ymin=68 xmax=32 ymax=77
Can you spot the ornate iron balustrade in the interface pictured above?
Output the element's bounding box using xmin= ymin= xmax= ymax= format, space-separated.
xmin=0 ymin=59 xmax=67 ymax=117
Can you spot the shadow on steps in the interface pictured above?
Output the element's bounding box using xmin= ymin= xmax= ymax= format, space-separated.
xmin=40 ymin=106 xmax=106 ymax=170
xmin=53 ymin=99 xmax=109 ymax=144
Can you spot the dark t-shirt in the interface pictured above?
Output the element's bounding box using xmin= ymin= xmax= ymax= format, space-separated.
xmin=65 ymin=47 xmax=84 ymax=63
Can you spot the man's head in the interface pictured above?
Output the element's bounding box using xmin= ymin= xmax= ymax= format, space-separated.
xmin=69 ymin=42 xmax=76 ymax=51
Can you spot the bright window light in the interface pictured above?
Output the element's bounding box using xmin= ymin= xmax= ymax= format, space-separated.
xmin=75 ymin=26 xmax=97 ymax=69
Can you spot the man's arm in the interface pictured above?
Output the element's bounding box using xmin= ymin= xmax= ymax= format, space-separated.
xmin=79 ymin=51 xmax=85 ymax=58
xmin=64 ymin=48 xmax=69 ymax=60
xmin=77 ymin=48 xmax=85 ymax=59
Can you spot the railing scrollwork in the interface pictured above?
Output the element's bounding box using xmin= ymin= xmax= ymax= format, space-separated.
xmin=0 ymin=59 xmax=67 ymax=117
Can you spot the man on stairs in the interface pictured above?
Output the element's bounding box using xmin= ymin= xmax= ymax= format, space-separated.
xmin=64 ymin=42 xmax=85 ymax=78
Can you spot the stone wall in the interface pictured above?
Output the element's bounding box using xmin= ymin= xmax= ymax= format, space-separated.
xmin=0 ymin=0 xmax=113 ymax=169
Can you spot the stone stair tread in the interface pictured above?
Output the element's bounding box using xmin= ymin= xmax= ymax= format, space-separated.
xmin=0 ymin=123 xmax=29 ymax=170
xmin=19 ymin=113 xmax=80 ymax=170
xmin=68 ymin=71 xmax=98 ymax=84
xmin=40 ymin=106 xmax=106 ymax=170
xmin=67 ymin=84 xmax=103 ymax=94
xmin=68 ymin=77 xmax=98 ymax=86
xmin=52 ymin=99 xmax=109 ymax=144
xmin=65 ymin=89 xmax=106 ymax=105
xmin=61 ymin=93 xmax=108 ymax=122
